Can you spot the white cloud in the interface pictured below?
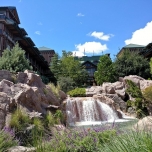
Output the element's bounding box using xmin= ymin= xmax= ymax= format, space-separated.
xmin=38 ymin=22 xmax=43 ymax=25
xmin=125 ymin=21 xmax=152 ymax=45
xmin=35 ymin=31 xmax=41 ymax=35
xmin=77 ymin=13 xmax=85 ymax=17
xmin=89 ymin=31 xmax=113 ymax=41
xmin=73 ymin=41 xmax=108 ymax=56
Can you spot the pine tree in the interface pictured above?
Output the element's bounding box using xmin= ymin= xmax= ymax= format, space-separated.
xmin=0 ymin=43 xmax=32 ymax=72
xmin=94 ymin=55 xmax=115 ymax=85
xmin=50 ymin=53 xmax=61 ymax=79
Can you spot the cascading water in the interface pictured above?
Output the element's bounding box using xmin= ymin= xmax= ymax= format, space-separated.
xmin=66 ymin=97 xmax=119 ymax=126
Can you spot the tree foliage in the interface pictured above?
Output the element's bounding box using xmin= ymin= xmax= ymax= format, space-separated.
xmin=50 ymin=53 xmax=60 ymax=80
xmin=94 ymin=55 xmax=115 ymax=85
xmin=50 ymin=51 xmax=88 ymax=87
xmin=58 ymin=76 xmax=75 ymax=93
xmin=0 ymin=43 xmax=32 ymax=72
xmin=114 ymin=50 xmax=150 ymax=79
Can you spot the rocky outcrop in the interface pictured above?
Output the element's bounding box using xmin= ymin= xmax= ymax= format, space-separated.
xmin=0 ymin=70 xmax=62 ymax=129
xmin=86 ymin=86 xmax=102 ymax=97
xmin=123 ymin=75 xmax=152 ymax=91
xmin=85 ymin=75 xmax=152 ymax=117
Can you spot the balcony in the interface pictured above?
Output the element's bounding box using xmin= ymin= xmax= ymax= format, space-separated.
xmin=0 ymin=14 xmax=14 ymax=25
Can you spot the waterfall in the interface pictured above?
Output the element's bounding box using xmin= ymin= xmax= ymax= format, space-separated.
xmin=66 ymin=97 xmax=119 ymax=125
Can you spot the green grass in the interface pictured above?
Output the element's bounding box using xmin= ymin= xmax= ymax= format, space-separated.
xmin=48 ymin=83 xmax=60 ymax=98
xmin=102 ymin=131 xmax=152 ymax=152
xmin=0 ymin=129 xmax=18 ymax=151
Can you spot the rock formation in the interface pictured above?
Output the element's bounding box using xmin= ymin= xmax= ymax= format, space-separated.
xmin=0 ymin=70 xmax=66 ymax=129
xmin=85 ymin=75 xmax=152 ymax=117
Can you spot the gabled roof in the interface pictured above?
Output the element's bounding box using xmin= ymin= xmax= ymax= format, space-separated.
xmin=81 ymin=60 xmax=97 ymax=67
xmin=74 ymin=56 xmax=101 ymax=62
xmin=0 ymin=6 xmax=20 ymax=24
xmin=123 ymin=44 xmax=145 ymax=48
xmin=38 ymin=46 xmax=54 ymax=51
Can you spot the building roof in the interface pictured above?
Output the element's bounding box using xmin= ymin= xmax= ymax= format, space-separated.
xmin=123 ymin=44 xmax=145 ymax=48
xmin=74 ymin=56 xmax=101 ymax=62
xmin=38 ymin=46 xmax=54 ymax=51
xmin=74 ymin=55 xmax=101 ymax=66
xmin=0 ymin=6 xmax=20 ymax=24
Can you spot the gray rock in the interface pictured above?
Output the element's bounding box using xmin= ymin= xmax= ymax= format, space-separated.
xmin=7 ymin=146 xmax=35 ymax=152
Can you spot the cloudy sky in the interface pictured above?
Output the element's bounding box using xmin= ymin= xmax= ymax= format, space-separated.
xmin=1 ymin=0 xmax=152 ymax=58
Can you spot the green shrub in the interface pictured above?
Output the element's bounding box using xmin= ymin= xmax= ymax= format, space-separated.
xmin=40 ymin=127 xmax=117 ymax=152
xmin=54 ymin=110 xmax=64 ymax=124
xmin=45 ymin=112 xmax=55 ymax=127
xmin=125 ymin=80 xmax=149 ymax=118
xmin=58 ymin=76 xmax=75 ymax=93
xmin=143 ymin=85 xmax=152 ymax=103
xmin=126 ymin=79 xmax=142 ymax=98
xmin=10 ymin=108 xmax=30 ymax=131
xmin=67 ymin=88 xmax=86 ymax=97
xmin=127 ymin=100 xmax=132 ymax=107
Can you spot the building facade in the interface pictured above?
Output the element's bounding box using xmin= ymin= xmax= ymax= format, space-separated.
xmin=117 ymin=44 xmax=145 ymax=58
xmin=75 ymin=55 xmax=110 ymax=85
xmin=38 ymin=47 xmax=55 ymax=65
xmin=0 ymin=6 xmax=49 ymax=75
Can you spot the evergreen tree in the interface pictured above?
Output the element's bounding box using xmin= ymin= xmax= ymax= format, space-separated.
xmin=50 ymin=51 xmax=88 ymax=86
xmin=0 ymin=43 xmax=32 ymax=72
xmin=114 ymin=50 xmax=150 ymax=79
xmin=94 ymin=55 xmax=115 ymax=85
xmin=50 ymin=53 xmax=61 ymax=79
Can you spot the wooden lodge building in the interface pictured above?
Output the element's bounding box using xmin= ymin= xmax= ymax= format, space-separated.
xmin=75 ymin=54 xmax=110 ymax=85
xmin=117 ymin=44 xmax=145 ymax=58
xmin=0 ymin=6 xmax=50 ymax=75
xmin=117 ymin=43 xmax=152 ymax=60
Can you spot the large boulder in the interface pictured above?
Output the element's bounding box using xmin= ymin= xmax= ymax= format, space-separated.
xmin=105 ymin=94 xmax=127 ymax=112
xmin=133 ymin=116 xmax=152 ymax=131
xmin=123 ymin=75 xmax=152 ymax=91
xmin=123 ymin=75 xmax=144 ymax=88
xmin=101 ymin=81 xmax=126 ymax=99
xmin=86 ymin=86 xmax=102 ymax=96
xmin=17 ymin=70 xmax=45 ymax=88
xmin=93 ymin=94 xmax=117 ymax=111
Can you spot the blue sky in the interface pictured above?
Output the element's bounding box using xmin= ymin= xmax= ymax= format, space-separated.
xmin=1 ymin=0 xmax=152 ymax=59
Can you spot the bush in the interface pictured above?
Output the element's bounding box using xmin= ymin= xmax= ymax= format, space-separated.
xmin=67 ymin=88 xmax=86 ymax=97
xmin=143 ymin=85 xmax=152 ymax=103
xmin=45 ymin=112 xmax=55 ymax=127
xmin=58 ymin=76 xmax=75 ymax=93
xmin=0 ymin=43 xmax=32 ymax=72
xmin=41 ymin=126 xmax=117 ymax=152
xmin=126 ymin=80 xmax=142 ymax=98
xmin=10 ymin=108 xmax=30 ymax=131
